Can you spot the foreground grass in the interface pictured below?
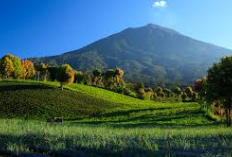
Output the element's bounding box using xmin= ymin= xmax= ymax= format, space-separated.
xmin=0 ymin=119 xmax=231 ymax=156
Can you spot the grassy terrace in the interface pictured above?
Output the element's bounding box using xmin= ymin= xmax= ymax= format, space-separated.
xmin=0 ymin=80 xmax=212 ymax=126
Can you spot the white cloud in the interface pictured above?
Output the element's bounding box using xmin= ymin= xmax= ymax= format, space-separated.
xmin=153 ymin=1 xmax=167 ymax=7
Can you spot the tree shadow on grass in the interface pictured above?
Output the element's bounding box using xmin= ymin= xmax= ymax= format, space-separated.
xmin=69 ymin=112 xmax=220 ymax=128
xmin=0 ymin=85 xmax=54 ymax=92
xmin=66 ymin=106 xmax=216 ymax=128
xmin=81 ymin=105 xmax=199 ymax=120
xmin=98 ymin=107 xmax=175 ymax=117
xmin=70 ymin=120 xmax=220 ymax=128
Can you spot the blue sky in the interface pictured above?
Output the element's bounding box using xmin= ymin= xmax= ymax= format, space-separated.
xmin=0 ymin=0 xmax=231 ymax=58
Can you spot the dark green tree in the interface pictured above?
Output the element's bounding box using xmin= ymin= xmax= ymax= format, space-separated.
xmin=136 ymin=83 xmax=146 ymax=99
xmin=163 ymin=88 xmax=173 ymax=97
xmin=192 ymin=92 xmax=198 ymax=102
xmin=92 ymin=69 xmax=102 ymax=86
xmin=103 ymin=69 xmax=116 ymax=89
xmin=47 ymin=66 xmax=59 ymax=81
xmin=74 ymin=71 xmax=84 ymax=84
xmin=174 ymin=87 xmax=182 ymax=97
xmin=181 ymin=93 xmax=187 ymax=102
xmin=83 ymin=72 xmax=91 ymax=85
xmin=155 ymin=86 xmax=165 ymax=98
xmin=35 ymin=63 xmax=48 ymax=81
xmin=207 ymin=56 xmax=232 ymax=127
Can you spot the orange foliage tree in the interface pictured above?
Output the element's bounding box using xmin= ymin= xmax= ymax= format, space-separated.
xmin=21 ymin=60 xmax=35 ymax=79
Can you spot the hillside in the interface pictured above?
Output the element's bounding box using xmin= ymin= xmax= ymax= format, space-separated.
xmin=31 ymin=24 xmax=231 ymax=86
xmin=0 ymin=80 xmax=213 ymax=126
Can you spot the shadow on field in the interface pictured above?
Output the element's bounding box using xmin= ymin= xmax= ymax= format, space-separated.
xmin=70 ymin=120 xmax=219 ymax=128
xmin=67 ymin=107 xmax=216 ymax=128
xmin=98 ymin=107 xmax=175 ymax=117
xmin=0 ymin=85 xmax=54 ymax=92
xmin=98 ymin=108 xmax=202 ymax=119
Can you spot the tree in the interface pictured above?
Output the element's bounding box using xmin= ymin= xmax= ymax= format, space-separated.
xmin=155 ymin=86 xmax=165 ymax=98
xmin=181 ymin=93 xmax=187 ymax=102
xmin=56 ymin=64 xmax=74 ymax=90
xmin=48 ymin=66 xmax=59 ymax=81
xmin=0 ymin=54 xmax=23 ymax=79
xmin=194 ymin=77 xmax=207 ymax=101
xmin=185 ymin=87 xmax=193 ymax=100
xmin=102 ymin=69 xmax=116 ymax=89
xmin=21 ymin=60 xmax=35 ymax=79
xmin=207 ymin=56 xmax=232 ymax=127
xmin=163 ymin=88 xmax=173 ymax=98
xmin=192 ymin=92 xmax=198 ymax=102
xmin=174 ymin=87 xmax=182 ymax=97
xmin=92 ymin=69 xmax=102 ymax=86
xmin=135 ymin=83 xmax=146 ymax=99
xmin=145 ymin=88 xmax=154 ymax=100
xmin=74 ymin=71 xmax=84 ymax=84
xmin=11 ymin=55 xmax=23 ymax=78
xmin=35 ymin=63 xmax=48 ymax=81
xmin=115 ymin=68 xmax=124 ymax=85
xmin=0 ymin=57 xmax=14 ymax=78
xmin=82 ymin=72 xmax=91 ymax=85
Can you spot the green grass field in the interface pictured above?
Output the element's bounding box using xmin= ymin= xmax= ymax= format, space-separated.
xmin=0 ymin=80 xmax=213 ymax=126
xmin=0 ymin=80 xmax=231 ymax=156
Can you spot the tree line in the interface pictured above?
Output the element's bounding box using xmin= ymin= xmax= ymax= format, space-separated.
xmin=0 ymin=54 xmax=125 ymax=91
xmin=0 ymin=54 xmax=199 ymax=101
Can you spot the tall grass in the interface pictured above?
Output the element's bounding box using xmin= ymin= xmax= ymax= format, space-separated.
xmin=0 ymin=119 xmax=231 ymax=156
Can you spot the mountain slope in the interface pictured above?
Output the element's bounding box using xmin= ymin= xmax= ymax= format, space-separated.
xmin=32 ymin=24 xmax=231 ymax=85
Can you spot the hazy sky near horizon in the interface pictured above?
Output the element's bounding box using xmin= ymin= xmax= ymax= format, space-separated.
xmin=0 ymin=0 xmax=231 ymax=58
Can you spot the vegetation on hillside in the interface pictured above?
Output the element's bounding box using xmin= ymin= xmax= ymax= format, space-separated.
xmin=1 ymin=54 xmax=198 ymax=102
xmin=1 ymin=53 xmax=232 ymax=126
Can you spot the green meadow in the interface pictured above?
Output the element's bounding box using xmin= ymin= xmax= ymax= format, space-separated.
xmin=0 ymin=80 xmax=231 ymax=156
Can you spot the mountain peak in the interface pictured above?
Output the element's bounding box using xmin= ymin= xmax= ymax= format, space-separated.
xmin=145 ymin=23 xmax=160 ymax=28
xmin=143 ymin=23 xmax=181 ymax=35
xmin=122 ymin=24 xmax=182 ymax=36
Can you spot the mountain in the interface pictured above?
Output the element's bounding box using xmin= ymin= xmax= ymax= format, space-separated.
xmin=31 ymin=24 xmax=231 ymax=86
